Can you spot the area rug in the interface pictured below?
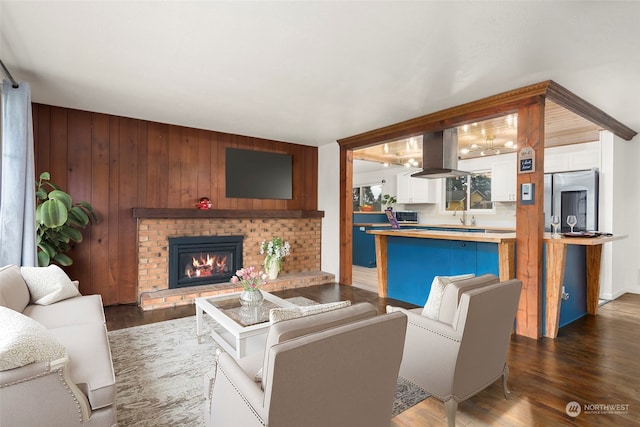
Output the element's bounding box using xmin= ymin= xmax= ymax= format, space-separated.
xmin=108 ymin=298 xmax=428 ymax=426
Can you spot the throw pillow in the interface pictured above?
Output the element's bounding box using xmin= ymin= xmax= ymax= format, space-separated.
xmin=20 ymin=265 xmax=80 ymax=305
xmin=0 ymin=306 xmax=67 ymax=371
xmin=422 ymin=274 xmax=475 ymax=320
xmin=269 ymin=300 xmax=352 ymax=324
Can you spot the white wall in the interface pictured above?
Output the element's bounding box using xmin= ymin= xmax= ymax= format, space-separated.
xmin=610 ymin=132 xmax=640 ymax=296
xmin=600 ymin=131 xmax=640 ymax=298
xmin=600 ymin=131 xmax=615 ymax=298
xmin=628 ymin=135 xmax=640 ymax=294
xmin=318 ymin=143 xmax=340 ymax=278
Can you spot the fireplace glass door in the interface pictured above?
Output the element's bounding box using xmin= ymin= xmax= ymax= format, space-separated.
xmin=168 ymin=235 xmax=243 ymax=288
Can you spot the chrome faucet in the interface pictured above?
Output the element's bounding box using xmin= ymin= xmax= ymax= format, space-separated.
xmin=453 ymin=208 xmax=467 ymax=225
xmin=471 ymin=215 xmax=477 ymax=226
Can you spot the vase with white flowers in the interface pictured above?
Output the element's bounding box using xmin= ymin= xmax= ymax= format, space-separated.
xmin=231 ymin=266 xmax=267 ymax=307
xmin=260 ymin=236 xmax=291 ymax=280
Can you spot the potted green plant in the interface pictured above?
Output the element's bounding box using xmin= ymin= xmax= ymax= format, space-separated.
xmin=382 ymin=194 xmax=397 ymax=210
xmin=35 ymin=172 xmax=97 ymax=267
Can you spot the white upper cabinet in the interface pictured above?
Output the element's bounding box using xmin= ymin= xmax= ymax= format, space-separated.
xmin=396 ymin=171 xmax=438 ymax=204
xmin=491 ymin=154 xmax=517 ymax=202
xmin=544 ymin=141 xmax=600 ymax=173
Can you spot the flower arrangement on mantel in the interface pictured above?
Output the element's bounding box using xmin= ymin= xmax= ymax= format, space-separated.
xmin=230 ymin=266 xmax=267 ymax=291
xmin=260 ymin=236 xmax=291 ymax=279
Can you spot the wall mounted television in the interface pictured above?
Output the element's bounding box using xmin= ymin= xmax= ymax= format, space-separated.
xmin=225 ymin=148 xmax=293 ymax=199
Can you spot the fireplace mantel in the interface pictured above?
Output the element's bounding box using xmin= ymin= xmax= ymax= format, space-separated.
xmin=132 ymin=208 xmax=324 ymax=219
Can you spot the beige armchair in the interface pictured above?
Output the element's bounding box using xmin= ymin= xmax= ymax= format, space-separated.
xmin=204 ymin=302 xmax=407 ymax=427
xmin=387 ymin=275 xmax=522 ymax=427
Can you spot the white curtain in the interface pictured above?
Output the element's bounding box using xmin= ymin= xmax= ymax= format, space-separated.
xmin=0 ymin=79 xmax=37 ymax=267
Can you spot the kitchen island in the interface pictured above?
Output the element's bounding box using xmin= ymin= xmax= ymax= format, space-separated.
xmin=368 ymin=228 xmax=625 ymax=338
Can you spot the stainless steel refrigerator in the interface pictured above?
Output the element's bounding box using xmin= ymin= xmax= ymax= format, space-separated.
xmin=544 ymin=169 xmax=599 ymax=232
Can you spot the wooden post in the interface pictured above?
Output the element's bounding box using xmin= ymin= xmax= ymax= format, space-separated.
xmin=515 ymin=100 xmax=545 ymax=339
xmin=374 ymin=235 xmax=388 ymax=297
xmin=586 ymin=244 xmax=604 ymax=314
xmin=498 ymin=240 xmax=516 ymax=281
xmin=339 ymin=148 xmax=353 ymax=285
xmin=544 ymin=241 xmax=567 ymax=338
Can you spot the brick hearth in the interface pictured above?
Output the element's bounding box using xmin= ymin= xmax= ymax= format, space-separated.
xmin=139 ymin=270 xmax=335 ymax=311
xmin=135 ymin=211 xmax=328 ymax=310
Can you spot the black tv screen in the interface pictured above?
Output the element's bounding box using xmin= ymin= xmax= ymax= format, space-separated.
xmin=225 ymin=148 xmax=293 ymax=199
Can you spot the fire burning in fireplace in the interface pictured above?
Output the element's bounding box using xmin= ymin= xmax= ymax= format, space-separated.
xmin=168 ymin=235 xmax=243 ymax=289
xmin=185 ymin=253 xmax=228 ymax=278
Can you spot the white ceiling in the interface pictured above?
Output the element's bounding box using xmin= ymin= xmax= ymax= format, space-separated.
xmin=1 ymin=1 xmax=639 ymax=147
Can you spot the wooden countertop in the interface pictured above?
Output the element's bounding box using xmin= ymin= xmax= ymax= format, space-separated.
xmin=353 ymin=222 xmax=417 ymax=227
xmin=367 ymin=229 xmax=626 ymax=246
xmin=354 ymin=223 xmax=515 ymax=231
xmin=543 ymin=233 xmax=627 ymax=246
xmin=367 ymin=228 xmax=516 ymax=243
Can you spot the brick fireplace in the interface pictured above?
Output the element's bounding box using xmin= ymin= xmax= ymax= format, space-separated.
xmin=134 ymin=209 xmax=332 ymax=310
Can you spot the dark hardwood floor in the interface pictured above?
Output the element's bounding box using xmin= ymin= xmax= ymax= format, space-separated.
xmin=104 ymin=286 xmax=640 ymax=426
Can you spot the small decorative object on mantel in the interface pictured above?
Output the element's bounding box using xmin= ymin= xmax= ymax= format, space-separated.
xmin=231 ymin=266 xmax=267 ymax=307
xmin=196 ymin=197 xmax=212 ymax=210
xmin=260 ymin=236 xmax=291 ymax=280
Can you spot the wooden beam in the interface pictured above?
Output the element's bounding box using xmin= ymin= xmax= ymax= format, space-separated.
xmin=515 ymin=100 xmax=545 ymax=339
xmin=546 ymin=81 xmax=637 ymax=141
xmin=131 ymin=208 xmax=325 ymax=219
xmin=338 ymin=89 xmax=545 ymax=150
xmin=338 ymin=80 xmax=636 ymax=150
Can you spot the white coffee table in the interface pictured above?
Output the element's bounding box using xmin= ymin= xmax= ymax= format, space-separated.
xmin=195 ymin=291 xmax=297 ymax=359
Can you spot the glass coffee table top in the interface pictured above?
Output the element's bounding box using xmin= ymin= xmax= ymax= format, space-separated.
xmin=208 ymin=297 xmax=282 ymax=327
xmin=196 ymin=291 xmax=302 ymax=359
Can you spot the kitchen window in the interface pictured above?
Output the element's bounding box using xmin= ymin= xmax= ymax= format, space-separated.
xmin=353 ymin=184 xmax=382 ymax=211
xmin=444 ymin=172 xmax=493 ymax=212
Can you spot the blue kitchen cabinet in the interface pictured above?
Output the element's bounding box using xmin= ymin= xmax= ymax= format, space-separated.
xmin=386 ymin=236 xmax=499 ymax=306
xmin=352 ymin=225 xmax=377 ymax=267
xmin=352 ymin=213 xmax=389 ymax=268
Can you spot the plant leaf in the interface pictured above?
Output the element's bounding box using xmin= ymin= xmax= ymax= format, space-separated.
xmin=75 ymin=201 xmax=97 ymax=222
xmin=38 ymin=199 xmax=69 ymax=227
xmin=37 ymin=250 xmax=50 ymax=267
xmin=39 ymin=171 xmax=50 ymax=181
xmin=58 ymin=226 xmax=83 ymax=243
xmin=53 ymin=253 xmax=73 ymax=266
xmin=48 ymin=190 xmax=72 ymax=210
xmin=69 ymin=206 xmax=90 ymax=227
xmin=35 ymin=188 xmax=48 ymax=201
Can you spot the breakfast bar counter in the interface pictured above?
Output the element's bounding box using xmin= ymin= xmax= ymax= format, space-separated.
xmin=543 ymin=233 xmax=626 ymax=338
xmin=368 ymin=228 xmax=625 ymax=338
xmin=367 ymin=229 xmax=516 ymax=305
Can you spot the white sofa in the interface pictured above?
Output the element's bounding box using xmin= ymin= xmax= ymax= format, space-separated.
xmin=0 ymin=264 xmax=116 ymax=427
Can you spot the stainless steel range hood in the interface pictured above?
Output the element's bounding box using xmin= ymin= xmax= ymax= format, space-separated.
xmin=411 ymin=129 xmax=469 ymax=178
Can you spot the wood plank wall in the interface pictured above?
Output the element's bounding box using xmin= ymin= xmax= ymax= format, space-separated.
xmin=32 ymin=104 xmax=318 ymax=305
